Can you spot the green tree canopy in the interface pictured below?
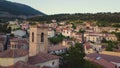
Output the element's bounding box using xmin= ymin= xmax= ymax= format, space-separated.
xmin=6 ymin=27 xmax=12 ymax=33
xmin=79 ymin=29 xmax=86 ymax=33
xmin=48 ymin=34 xmax=65 ymax=45
xmin=60 ymin=43 xmax=104 ymax=68
xmin=105 ymin=41 xmax=118 ymax=51
xmin=63 ymin=43 xmax=85 ymax=68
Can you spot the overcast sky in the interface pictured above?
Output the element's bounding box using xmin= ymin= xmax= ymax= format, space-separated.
xmin=8 ymin=0 xmax=120 ymax=15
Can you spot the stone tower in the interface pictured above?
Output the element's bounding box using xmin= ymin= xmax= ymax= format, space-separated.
xmin=29 ymin=24 xmax=48 ymax=56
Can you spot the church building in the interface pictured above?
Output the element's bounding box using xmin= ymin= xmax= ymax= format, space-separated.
xmin=0 ymin=24 xmax=59 ymax=68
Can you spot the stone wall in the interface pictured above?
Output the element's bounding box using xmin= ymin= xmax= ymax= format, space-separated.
xmin=36 ymin=59 xmax=59 ymax=68
xmin=0 ymin=55 xmax=28 ymax=66
xmin=100 ymin=51 xmax=120 ymax=57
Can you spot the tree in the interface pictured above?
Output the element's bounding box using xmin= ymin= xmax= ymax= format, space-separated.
xmin=63 ymin=43 xmax=86 ymax=68
xmin=105 ymin=41 xmax=118 ymax=51
xmin=10 ymin=34 xmax=14 ymax=37
xmin=6 ymin=27 xmax=11 ymax=33
xmin=79 ymin=29 xmax=85 ymax=33
xmin=28 ymin=12 xmax=120 ymax=23
xmin=106 ymin=42 xmax=114 ymax=51
xmin=60 ymin=43 xmax=104 ymax=68
xmin=0 ymin=23 xmax=10 ymax=33
xmin=115 ymin=32 xmax=120 ymax=41
xmin=112 ymin=24 xmax=120 ymax=27
xmin=101 ymin=38 xmax=107 ymax=43
xmin=48 ymin=34 xmax=65 ymax=45
xmin=72 ymin=24 xmax=76 ymax=29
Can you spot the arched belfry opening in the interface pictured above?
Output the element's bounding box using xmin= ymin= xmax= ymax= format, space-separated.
xmin=32 ymin=32 xmax=34 ymax=42
xmin=41 ymin=32 xmax=44 ymax=42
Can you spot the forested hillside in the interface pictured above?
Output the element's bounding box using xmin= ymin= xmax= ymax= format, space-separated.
xmin=28 ymin=13 xmax=120 ymax=23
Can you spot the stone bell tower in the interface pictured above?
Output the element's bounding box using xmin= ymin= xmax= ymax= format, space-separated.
xmin=29 ymin=24 xmax=48 ymax=56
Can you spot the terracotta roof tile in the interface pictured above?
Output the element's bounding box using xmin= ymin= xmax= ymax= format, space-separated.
xmin=48 ymin=46 xmax=67 ymax=51
xmin=42 ymin=66 xmax=51 ymax=68
xmin=87 ymin=57 xmax=115 ymax=68
xmin=0 ymin=61 xmax=38 ymax=68
xmin=28 ymin=53 xmax=59 ymax=64
xmin=86 ymin=53 xmax=120 ymax=63
xmin=0 ymin=49 xmax=28 ymax=58
xmin=10 ymin=38 xmax=29 ymax=44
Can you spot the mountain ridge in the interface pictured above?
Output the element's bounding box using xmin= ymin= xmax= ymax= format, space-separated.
xmin=0 ymin=0 xmax=45 ymax=19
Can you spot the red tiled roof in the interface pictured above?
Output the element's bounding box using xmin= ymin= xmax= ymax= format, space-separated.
xmin=0 ymin=49 xmax=28 ymax=58
xmin=87 ymin=57 xmax=115 ymax=68
xmin=30 ymin=24 xmax=49 ymax=28
xmin=9 ymin=38 xmax=29 ymax=49
xmin=86 ymin=53 xmax=120 ymax=63
xmin=28 ymin=52 xmax=59 ymax=64
xmin=84 ymin=42 xmax=92 ymax=50
xmin=48 ymin=46 xmax=67 ymax=51
xmin=84 ymin=45 xmax=92 ymax=50
xmin=0 ymin=37 xmax=5 ymax=44
xmin=0 ymin=61 xmax=38 ymax=68
xmin=42 ymin=66 xmax=51 ymax=68
xmin=10 ymin=38 xmax=29 ymax=44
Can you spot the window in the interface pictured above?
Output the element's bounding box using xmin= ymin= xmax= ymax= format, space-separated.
xmin=41 ymin=33 xmax=44 ymax=42
xmin=32 ymin=32 xmax=34 ymax=42
xmin=52 ymin=62 xmax=55 ymax=65
xmin=15 ymin=45 xmax=17 ymax=48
